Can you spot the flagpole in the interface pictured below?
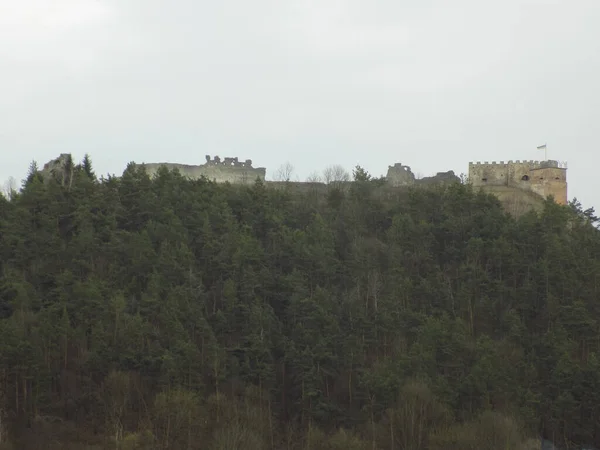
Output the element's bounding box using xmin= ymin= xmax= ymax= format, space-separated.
xmin=537 ymin=143 xmax=548 ymax=161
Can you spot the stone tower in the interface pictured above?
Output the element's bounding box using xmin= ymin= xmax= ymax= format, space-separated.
xmin=468 ymin=160 xmax=568 ymax=205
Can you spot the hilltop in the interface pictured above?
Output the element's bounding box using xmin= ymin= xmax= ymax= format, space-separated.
xmin=28 ymin=153 xmax=570 ymax=218
xmin=0 ymin=154 xmax=598 ymax=449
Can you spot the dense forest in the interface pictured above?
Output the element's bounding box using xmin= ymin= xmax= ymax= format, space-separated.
xmin=0 ymin=155 xmax=599 ymax=450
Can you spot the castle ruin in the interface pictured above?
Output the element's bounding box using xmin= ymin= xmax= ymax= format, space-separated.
xmin=35 ymin=153 xmax=568 ymax=208
xmin=386 ymin=163 xmax=415 ymax=186
xmin=468 ymin=160 xmax=568 ymax=205
xmin=139 ymin=155 xmax=266 ymax=185
xmin=386 ymin=163 xmax=460 ymax=187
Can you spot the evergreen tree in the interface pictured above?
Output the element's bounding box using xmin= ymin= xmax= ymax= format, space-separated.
xmin=0 ymin=154 xmax=599 ymax=449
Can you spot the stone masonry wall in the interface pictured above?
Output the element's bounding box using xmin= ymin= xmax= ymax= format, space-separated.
xmin=36 ymin=153 xmax=566 ymax=206
xmin=528 ymin=166 xmax=568 ymax=205
xmin=386 ymin=163 xmax=459 ymax=187
xmin=469 ymin=161 xmax=508 ymax=186
xmin=139 ymin=155 xmax=266 ymax=185
xmin=386 ymin=163 xmax=416 ymax=186
xmin=469 ymin=160 xmax=568 ymax=205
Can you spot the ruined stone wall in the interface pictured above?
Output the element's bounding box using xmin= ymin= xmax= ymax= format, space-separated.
xmin=416 ymin=171 xmax=460 ymax=185
xmin=37 ymin=152 xmax=566 ymax=207
xmin=40 ymin=153 xmax=72 ymax=182
xmin=139 ymin=155 xmax=266 ymax=185
xmin=386 ymin=163 xmax=416 ymax=187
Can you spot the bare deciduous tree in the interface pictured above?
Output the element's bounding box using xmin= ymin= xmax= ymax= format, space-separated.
xmin=323 ymin=164 xmax=350 ymax=186
xmin=153 ymin=389 xmax=202 ymax=450
xmin=102 ymin=370 xmax=132 ymax=449
xmin=0 ymin=369 xmax=6 ymax=445
xmin=274 ymin=162 xmax=295 ymax=182
xmin=306 ymin=171 xmax=323 ymax=183
xmin=387 ymin=380 xmax=449 ymax=450
xmin=1 ymin=176 xmax=17 ymax=200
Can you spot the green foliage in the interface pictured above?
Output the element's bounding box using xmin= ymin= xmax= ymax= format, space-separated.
xmin=430 ymin=411 xmax=524 ymax=450
xmin=0 ymin=155 xmax=599 ymax=449
xmin=352 ymin=165 xmax=371 ymax=182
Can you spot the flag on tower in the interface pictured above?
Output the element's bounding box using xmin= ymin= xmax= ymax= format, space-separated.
xmin=537 ymin=144 xmax=546 ymax=150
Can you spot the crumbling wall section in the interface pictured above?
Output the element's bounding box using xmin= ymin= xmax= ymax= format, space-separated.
xmin=37 ymin=153 xmax=566 ymax=206
xmin=140 ymin=155 xmax=266 ymax=184
xmin=40 ymin=153 xmax=72 ymax=182
xmin=416 ymin=171 xmax=460 ymax=185
xmin=386 ymin=163 xmax=416 ymax=187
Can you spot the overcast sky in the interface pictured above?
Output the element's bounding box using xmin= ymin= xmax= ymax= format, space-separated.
xmin=1 ymin=0 xmax=598 ymax=209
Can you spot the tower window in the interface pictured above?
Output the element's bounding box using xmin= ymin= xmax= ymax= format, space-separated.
xmin=521 ymin=175 xmax=530 ymax=181
xmin=481 ymin=178 xmax=488 ymax=182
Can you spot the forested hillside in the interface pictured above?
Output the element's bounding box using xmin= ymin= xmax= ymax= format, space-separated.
xmin=0 ymin=157 xmax=599 ymax=450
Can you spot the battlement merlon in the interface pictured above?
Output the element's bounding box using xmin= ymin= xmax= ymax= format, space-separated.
xmin=204 ymin=155 xmax=256 ymax=168
xmin=469 ymin=161 xmax=508 ymax=167
xmin=468 ymin=160 xmax=567 ymax=168
xmin=137 ymin=155 xmax=266 ymax=185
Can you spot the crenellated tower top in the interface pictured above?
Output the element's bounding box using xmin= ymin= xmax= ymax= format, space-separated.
xmin=468 ymin=159 xmax=568 ymax=205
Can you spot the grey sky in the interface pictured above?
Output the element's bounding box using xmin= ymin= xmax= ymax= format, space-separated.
xmin=1 ymin=0 xmax=599 ymax=209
